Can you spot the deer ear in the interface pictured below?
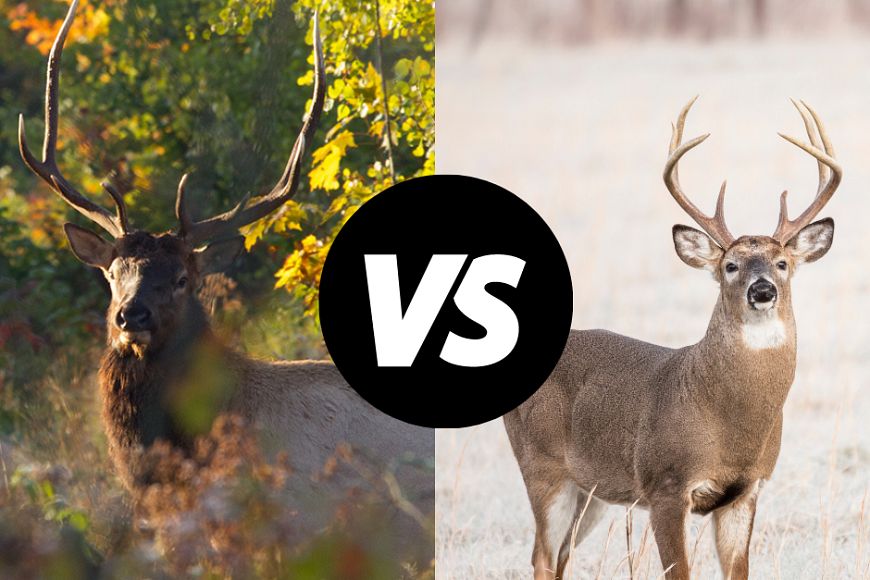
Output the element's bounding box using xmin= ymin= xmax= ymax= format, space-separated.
xmin=193 ymin=236 xmax=245 ymax=275
xmin=672 ymin=224 xmax=724 ymax=272
xmin=63 ymin=223 xmax=115 ymax=269
xmin=786 ymin=218 xmax=834 ymax=265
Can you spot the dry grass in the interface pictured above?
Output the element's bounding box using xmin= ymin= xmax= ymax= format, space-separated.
xmin=0 ymin=363 xmax=434 ymax=579
xmin=435 ymin=33 xmax=870 ymax=579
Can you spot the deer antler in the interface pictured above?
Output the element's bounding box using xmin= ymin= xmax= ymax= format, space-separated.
xmin=176 ymin=13 xmax=326 ymax=246
xmin=772 ymin=99 xmax=842 ymax=244
xmin=663 ymin=96 xmax=735 ymax=249
xmin=18 ymin=0 xmax=128 ymax=238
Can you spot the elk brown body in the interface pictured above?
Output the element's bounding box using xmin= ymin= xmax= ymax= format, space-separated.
xmin=505 ymin=97 xmax=840 ymax=580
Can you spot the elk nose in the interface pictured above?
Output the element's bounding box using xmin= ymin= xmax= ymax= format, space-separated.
xmin=747 ymin=279 xmax=777 ymax=304
xmin=117 ymin=302 xmax=152 ymax=331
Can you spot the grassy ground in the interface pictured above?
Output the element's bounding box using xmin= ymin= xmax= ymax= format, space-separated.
xmin=0 ymin=286 xmax=436 ymax=578
xmin=435 ymin=36 xmax=870 ymax=578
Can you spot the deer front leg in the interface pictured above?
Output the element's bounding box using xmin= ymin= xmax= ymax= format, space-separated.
xmin=650 ymin=499 xmax=691 ymax=580
xmin=532 ymin=537 xmax=555 ymax=580
xmin=713 ymin=481 xmax=760 ymax=580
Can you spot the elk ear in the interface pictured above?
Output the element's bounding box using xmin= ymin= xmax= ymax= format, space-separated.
xmin=193 ymin=236 xmax=245 ymax=275
xmin=786 ymin=218 xmax=834 ymax=265
xmin=63 ymin=223 xmax=115 ymax=269
xmin=672 ymin=224 xmax=723 ymax=272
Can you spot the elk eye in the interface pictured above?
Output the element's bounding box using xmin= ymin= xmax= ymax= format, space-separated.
xmin=176 ymin=276 xmax=188 ymax=289
xmin=725 ymin=262 xmax=738 ymax=273
xmin=777 ymin=260 xmax=788 ymax=271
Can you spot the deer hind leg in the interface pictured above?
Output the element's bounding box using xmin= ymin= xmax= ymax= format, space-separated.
xmin=649 ymin=499 xmax=691 ymax=580
xmin=530 ymin=480 xmax=605 ymax=579
xmin=553 ymin=488 xmax=607 ymax=579
xmin=713 ymin=482 xmax=760 ymax=580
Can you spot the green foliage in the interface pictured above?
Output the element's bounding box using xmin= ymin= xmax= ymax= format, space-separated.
xmin=0 ymin=0 xmax=434 ymax=576
xmin=0 ymin=0 xmax=434 ymax=345
xmin=267 ymin=0 xmax=436 ymax=315
xmin=11 ymin=464 xmax=93 ymax=534
xmin=0 ymin=181 xmax=105 ymax=394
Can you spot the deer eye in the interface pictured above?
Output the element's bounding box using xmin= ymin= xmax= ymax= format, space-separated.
xmin=176 ymin=276 xmax=188 ymax=289
xmin=725 ymin=262 xmax=738 ymax=273
xmin=777 ymin=260 xmax=788 ymax=271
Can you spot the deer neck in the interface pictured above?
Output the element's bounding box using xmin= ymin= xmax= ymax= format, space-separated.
xmin=98 ymin=296 xmax=237 ymax=487
xmin=687 ymin=295 xmax=797 ymax=418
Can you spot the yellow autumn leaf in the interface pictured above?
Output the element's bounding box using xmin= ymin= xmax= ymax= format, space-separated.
xmin=274 ymin=253 xmax=302 ymax=289
xmin=300 ymin=234 xmax=319 ymax=253
xmin=243 ymin=220 xmax=268 ymax=251
xmin=309 ymin=130 xmax=356 ymax=191
xmin=360 ymin=61 xmax=382 ymax=94
xmin=369 ymin=120 xmax=385 ymax=138
xmin=324 ymin=195 xmax=348 ymax=221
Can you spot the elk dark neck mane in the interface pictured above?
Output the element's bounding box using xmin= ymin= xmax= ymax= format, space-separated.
xmin=98 ymin=291 xmax=239 ymax=488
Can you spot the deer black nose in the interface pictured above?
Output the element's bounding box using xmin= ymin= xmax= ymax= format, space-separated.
xmin=747 ymin=279 xmax=777 ymax=304
xmin=117 ymin=302 xmax=152 ymax=331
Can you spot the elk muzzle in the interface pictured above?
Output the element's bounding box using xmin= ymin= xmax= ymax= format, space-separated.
xmin=747 ymin=279 xmax=777 ymax=310
xmin=115 ymin=301 xmax=154 ymax=351
xmin=117 ymin=301 xmax=152 ymax=331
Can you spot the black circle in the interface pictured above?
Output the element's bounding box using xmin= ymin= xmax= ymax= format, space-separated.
xmin=319 ymin=175 xmax=573 ymax=428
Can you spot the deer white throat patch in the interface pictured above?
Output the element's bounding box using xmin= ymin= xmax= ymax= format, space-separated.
xmin=741 ymin=316 xmax=786 ymax=350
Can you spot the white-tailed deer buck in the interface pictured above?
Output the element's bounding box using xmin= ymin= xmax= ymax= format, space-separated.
xmin=19 ymin=0 xmax=433 ymax=556
xmin=504 ymin=97 xmax=841 ymax=580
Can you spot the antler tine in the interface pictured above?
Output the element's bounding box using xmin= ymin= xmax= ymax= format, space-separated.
xmin=101 ymin=181 xmax=130 ymax=233
xmin=789 ymin=98 xmax=825 ymax=189
xmin=662 ymin=97 xmax=735 ymax=249
xmin=668 ymin=95 xmax=699 ymax=183
xmin=177 ymin=12 xmax=326 ymax=246
xmin=669 ymin=95 xmax=697 ymax=154
xmin=18 ymin=0 xmax=127 ymax=238
xmin=175 ymin=173 xmax=193 ymax=238
xmin=804 ymin=99 xmax=837 ymax=187
xmin=772 ymin=100 xmax=842 ymax=244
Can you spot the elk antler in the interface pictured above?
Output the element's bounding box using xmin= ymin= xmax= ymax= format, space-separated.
xmin=772 ymin=99 xmax=842 ymax=244
xmin=176 ymin=13 xmax=326 ymax=246
xmin=19 ymin=0 xmax=128 ymax=238
xmin=663 ymin=96 xmax=735 ymax=249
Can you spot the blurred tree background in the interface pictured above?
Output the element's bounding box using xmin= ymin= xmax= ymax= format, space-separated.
xmin=0 ymin=0 xmax=433 ymax=576
xmin=440 ymin=0 xmax=870 ymax=44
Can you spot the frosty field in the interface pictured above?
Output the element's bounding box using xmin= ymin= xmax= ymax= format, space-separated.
xmin=435 ymin=37 xmax=870 ymax=579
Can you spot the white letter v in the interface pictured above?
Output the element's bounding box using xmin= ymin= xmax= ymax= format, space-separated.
xmin=365 ymin=254 xmax=467 ymax=367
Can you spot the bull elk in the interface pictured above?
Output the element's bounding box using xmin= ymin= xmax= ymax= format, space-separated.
xmin=504 ymin=97 xmax=841 ymax=579
xmin=19 ymin=0 xmax=433 ymax=555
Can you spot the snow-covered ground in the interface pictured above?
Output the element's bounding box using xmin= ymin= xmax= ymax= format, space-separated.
xmin=435 ymin=36 xmax=870 ymax=578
